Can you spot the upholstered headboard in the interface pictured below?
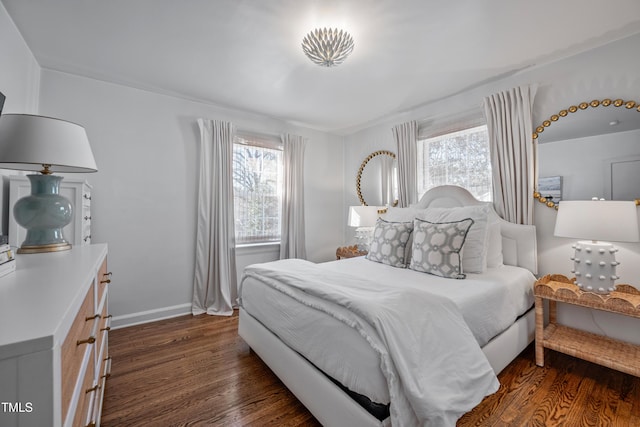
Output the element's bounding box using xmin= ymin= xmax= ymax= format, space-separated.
xmin=414 ymin=185 xmax=538 ymax=275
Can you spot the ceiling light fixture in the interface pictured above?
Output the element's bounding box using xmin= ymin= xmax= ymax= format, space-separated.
xmin=302 ymin=28 xmax=354 ymax=67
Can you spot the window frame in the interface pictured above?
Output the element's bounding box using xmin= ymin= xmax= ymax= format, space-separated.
xmin=232 ymin=132 xmax=283 ymax=246
xmin=416 ymin=113 xmax=492 ymax=202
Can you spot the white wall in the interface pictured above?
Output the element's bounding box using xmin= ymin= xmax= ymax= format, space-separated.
xmin=345 ymin=32 xmax=640 ymax=344
xmin=36 ymin=70 xmax=343 ymax=326
xmin=0 ymin=2 xmax=39 ymax=115
xmin=0 ymin=2 xmax=40 ymax=235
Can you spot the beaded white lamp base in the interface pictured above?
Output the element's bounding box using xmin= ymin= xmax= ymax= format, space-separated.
xmin=571 ymin=240 xmax=620 ymax=295
xmin=354 ymin=226 xmax=374 ymax=252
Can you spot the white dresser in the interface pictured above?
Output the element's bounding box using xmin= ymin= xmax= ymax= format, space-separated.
xmin=8 ymin=175 xmax=92 ymax=249
xmin=0 ymin=244 xmax=110 ymax=427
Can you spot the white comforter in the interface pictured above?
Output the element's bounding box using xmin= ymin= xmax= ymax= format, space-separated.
xmin=241 ymin=258 xmax=500 ymax=427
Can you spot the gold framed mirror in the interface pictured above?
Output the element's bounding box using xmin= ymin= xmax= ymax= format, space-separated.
xmin=356 ymin=150 xmax=399 ymax=207
xmin=533 ymin=98 xmax=640 ymax=209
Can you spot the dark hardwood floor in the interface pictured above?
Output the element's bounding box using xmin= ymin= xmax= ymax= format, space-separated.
xmin=102 ymin=312 xmax=640 ymax=426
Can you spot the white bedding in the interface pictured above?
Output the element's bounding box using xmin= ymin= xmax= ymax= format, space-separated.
xmin=241 ymin=257 xmax=535 ymax=406
xmin=325 ymin=257 xmax=535 ymax=348
xmin=239 ymin=258 xmax=535 ymax=426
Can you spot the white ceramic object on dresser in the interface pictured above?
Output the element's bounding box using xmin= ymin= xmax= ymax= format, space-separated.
xmin=0 ymin=244 xmax=109 ymax=427
xmin=9 ymin=175 xmax=92 ymax=249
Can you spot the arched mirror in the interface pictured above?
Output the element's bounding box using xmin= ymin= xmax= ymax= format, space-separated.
xmin=533 ymin=98 xmax=640 ymax=209
xmin=356 ymin=150 xmax=399 ymax=206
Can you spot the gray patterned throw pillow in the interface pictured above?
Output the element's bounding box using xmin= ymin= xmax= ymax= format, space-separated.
xmin=409 ymin=218 xmax=474 ymax=279
xmin=366 ymin=219 xmax=414 ymax=268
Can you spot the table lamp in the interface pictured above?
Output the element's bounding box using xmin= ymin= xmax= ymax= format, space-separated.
xmin=0 ymin=114 xmax=98 ymax=253
xmin=348 ymin=205 xmax=381 ymax=251
xmin=554 ymin=198 xmax=639 ymax=294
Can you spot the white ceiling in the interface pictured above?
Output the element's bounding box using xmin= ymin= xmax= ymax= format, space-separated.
xmin=3 ymin=0 xmax=640 ymax=135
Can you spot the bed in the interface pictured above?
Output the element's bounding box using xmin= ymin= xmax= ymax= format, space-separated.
xmin=238 ymin=185 xmax=538 ymax=426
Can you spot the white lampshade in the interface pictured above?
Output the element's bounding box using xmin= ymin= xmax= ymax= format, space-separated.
xmin=555 ymin=199 xmax=639 ymax=294
xmin=0 ymin=114 xmax=97 ymax=173
xmin=348 ymin=205 xmax=380 ymax=228
xmin=554 ymin=200 xmax=639 ymax=242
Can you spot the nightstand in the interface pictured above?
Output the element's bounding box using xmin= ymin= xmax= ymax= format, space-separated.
xmin=534 ymin=274 xmax=640 ymax=377
xmin=336 ymin=245 xmax=367 ymax=260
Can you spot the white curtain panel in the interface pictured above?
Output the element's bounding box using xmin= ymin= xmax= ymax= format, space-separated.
xmin=192 ymin=119 xmax=237 ymax=316
xmin=392 ymin=120 xmax=418 ymax=207
xmin=483 ymin=85 xmax=538 ymax=225
xmin=380 ymin=153 xmax=394 ymax=206
xmin=280 ymin=134 xmax=307 ymax=260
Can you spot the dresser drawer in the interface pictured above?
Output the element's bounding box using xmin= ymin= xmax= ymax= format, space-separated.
xmin=91 ymin=355 xmax=112 ymax=427
xmin=82 ymin=189 xmax=92 ymax=208
xmin=82 ymin=206 xmax=91 ymax=222
xmin=83 ymin=226 xmax=92 ymax=245
xmin=61 ymin=285 xmax=97 ymax=423
xmin=82 ymin=208 xmax=92 ymax=223
xmin=96 ymin=293 xmax=110 ymax=368
xmin=94 ymin=257 xmax=111 ymax=427
xmin=92 ymin=327 xmax=110 ymax=426
xmin=97 ymin=258 xmax=110 ymax=307
xmin=69 ymin=347 xmax=96 ymax=427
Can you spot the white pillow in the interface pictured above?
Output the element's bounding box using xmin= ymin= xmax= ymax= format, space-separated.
xmin=415 ymin=205 xmax=490 ymax=273
xmin=409 ymin=218 xmax=473 ymax=279
xmin=382 ymin=206 xmax=424 ymax=222
xmin=382 ymin=206 xmax=426 ymax=261
xmin=486 ymin=219 xmax=504 ymax=268
xmin=366 ymin=219 xmax=414 ymax=268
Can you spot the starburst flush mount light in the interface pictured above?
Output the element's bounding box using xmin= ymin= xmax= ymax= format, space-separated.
xmin=302 ymin=28 xmax=354 ymax=67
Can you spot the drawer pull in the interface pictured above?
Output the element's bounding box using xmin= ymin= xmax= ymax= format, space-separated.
xmin=84 ymin=235 xmax=91 ymax=242
xmin=86 ymin=384 xmax=100 ymax=394
xmin=101 ymin=372 xmax=111 ymax=380
xmin=85 ymin=314 xmax=100 ymax=321
xmin=100 ymin=278 xmax=111 ymax=284
xmin=84 ymin=216 xmax=92 ymax=220
xmin=104 ymin=314 xmax=113 ymax=319
xmin=101 ymin=326 xmax=111 ymax=332
xmin=104 ymin=272 xmax=113 ymax=277
xmin=77 ymin=336 xmax=96 ymax=346
xmin=83 ymin=194 xmax=92 ymax=200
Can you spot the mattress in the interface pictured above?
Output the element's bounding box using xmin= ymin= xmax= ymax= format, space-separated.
xmin=240 ymin=256 xmax=535 ymax=408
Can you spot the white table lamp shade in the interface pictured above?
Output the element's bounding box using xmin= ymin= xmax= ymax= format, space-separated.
xmin=348 ymin=205 xmax=380 ymax=228
xmin=348 ymin=205 xmax=381 ymax=252
xmin=554 ymin=199 xmax=639 ymax=294
xmin=554 ymin=200 xmax=639 ymax=243
xmin=0 ymin=114 xmax=97 ymax=173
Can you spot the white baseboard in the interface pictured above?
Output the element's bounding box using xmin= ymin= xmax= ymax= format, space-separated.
xmin=110 ymin=303 xmax=192 ymax=329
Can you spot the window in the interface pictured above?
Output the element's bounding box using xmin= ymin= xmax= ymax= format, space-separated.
xmin=417 ymin=124 xmax=492 ymax=202
xmin=232 ymin=135 xmax=283 ymax=244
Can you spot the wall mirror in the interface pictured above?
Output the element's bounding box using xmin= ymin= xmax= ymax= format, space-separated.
xmin=356 ymin=150 xmax=399 ymax=206
xmin=533 ymin=98 xmax=640 ymax=209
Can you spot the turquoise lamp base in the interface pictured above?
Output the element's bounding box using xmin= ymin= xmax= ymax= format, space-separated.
xmin=13 ymin=174 xmax=73 ymax=254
